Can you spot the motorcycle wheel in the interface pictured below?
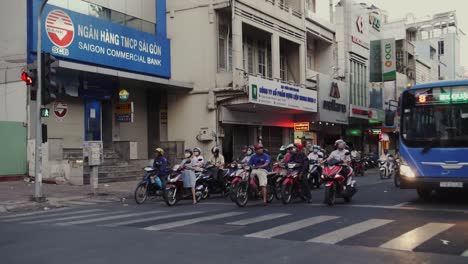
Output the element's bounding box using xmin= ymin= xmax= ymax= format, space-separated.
xmin=134 ymin=182 xmax=148 ymax=205
xmin=344 ymin=194 xmax=352 ymax=203
xmin=164 ymin=188 xmax=178 ymax=206
xmin=360 ymin=169 xmax=365 ymax=176
xmin=274 ymin=181 xmax=282 ymax=200
xmin=229 ymin=183 xmax=238 ymax=202
xmin=267 ymin=185 xmax=274 ymax=203
xmin=235 ymin=182 xmax=249 ymax=207
xmin=222 ymin=183 xmax=231 ymax=199
xmin=380 ymin=170 xmax=385 ymax=179
xmin=324 ymin=185 xmax=336 ymax=206
xmin=281 ymin=183 xmax=293 ymax=205
xmin=394 ymin=173 xmax=401 ymax=188
xmin=201 ymin=184 xmax=209 ymax=200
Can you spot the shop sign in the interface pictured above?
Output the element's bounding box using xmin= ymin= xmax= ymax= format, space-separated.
xmin=53 ymin=102 xmax=68 ymax=121
xmin=294 ymin=122 xmax=310 ymax=132
xmin=115 ymin=102 xmax=134 ymax=123
xmin=248 ymin=76 xmax=318 ymax=112
xmin=369 ymin=14 xmax=381 ymax=31
xmin=369 ymin=129 xmax=382 ymax=135
xmin=351 ymin=36 xmax=369 ymax=50
xmin=318 ymin=76 xmax=348 ymax=124
xmin=119 ymin=89 xmax=129 ymax=102
xmin=31 ymin=5 xmax=171 ymax=78
xmin=349 ymin=105 xmax=370 ymax=119
xmin=381 ymin=38 xmax=396 ymax=81
xmin=369 ymin=108 xmax=385 ymax=122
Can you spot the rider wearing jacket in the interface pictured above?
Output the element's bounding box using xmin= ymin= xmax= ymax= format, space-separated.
xmin=326 ymin=139 xmax=352 ymax=178
xmin=284 ymin=143 xmax=311 ymax=201
xmin=152 ymin=148 xmax=168 ymax=186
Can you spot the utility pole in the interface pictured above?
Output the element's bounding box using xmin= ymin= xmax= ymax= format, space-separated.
xmin=34 ymin=0 xmax=49 ymax=202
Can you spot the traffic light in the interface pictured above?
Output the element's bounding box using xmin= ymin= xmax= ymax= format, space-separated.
xmin=42 ymin=53 xmax=58 ymax=105
xmin=40 ymin=108 xmax=50 ymax=118
xmin=21 ymin=69 xmax=38 ymax=100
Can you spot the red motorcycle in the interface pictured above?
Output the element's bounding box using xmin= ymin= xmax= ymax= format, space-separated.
xmin=163 ymin=161 xmax=202 ymax=206
xmin=351 ymin=158 xmax=365 ymax=176
xmin=281 ymin=163 xmax=311 ymax=205
xmin=321 ymin=159 xmax=357 ymax=206
xmin=233 ymin=166 xmax=275 ymax=207
xmin=272 ymin=162 xmax=287 ymax=200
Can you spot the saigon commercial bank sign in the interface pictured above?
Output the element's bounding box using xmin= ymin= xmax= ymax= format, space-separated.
xmin=31 ymin=5 xmax=171 ymax=78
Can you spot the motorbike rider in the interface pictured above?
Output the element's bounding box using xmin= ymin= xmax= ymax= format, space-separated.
xmin=237 ymin=145 xmax=249 ymax=162
xmin=380 ymin=149 xmax=394 ymax=171
xmin=284 ymin=143 xmax=311 ymax=201
xmin=181 ymin=149 xmax=198 ymax=204
xmin=240 ymin=146 xmax=254 ymax=164
xmin=308 ymin=145 xmax=324 ymax=174
xmin=276 ymin=145 xmax=287 ymax=162
xmin=248 ymin=144 xmax=271 ymax=205
xmin=151 ymin=148 xmax=169 ymax=187
xmin=193 ymin=147 xmax=205 ymax=169
xmin=281 ymin=143 xmax=295 ymax=163
xmin=209 ymin=146 xmax=226 ymax=185
xmin=325 ymin=139 xmax=352 ymax=178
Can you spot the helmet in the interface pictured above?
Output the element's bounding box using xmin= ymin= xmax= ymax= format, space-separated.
xmin=241 ymin=145 xmax=248 ymax=150
xmin=313 ymin=145 xmax=320 ymax=150
xmin=184 ymin=148 xmax=193 ymax=155
xmin=280 ymin=145 xmax=287 ymax=151
xmin=154 ymin=148 xmax=164 ymax=155
xmin=193 ymin=147 xmax=201 ymax=153
xmin=295 ymin=143 xmax=304 ymax=151
xmin=254 ymin=143 xmax=264 ymax=150
xmin=211 ymin=146 xmax=220 ymax=154
xmin=335 ymin=139 xmax=346 ymax=147
xmin=286 ymin=143 xmax=295 ymax=149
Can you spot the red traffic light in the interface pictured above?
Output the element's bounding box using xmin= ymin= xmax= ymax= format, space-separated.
xmin=21 ymin=71 xmax=33 ymax=85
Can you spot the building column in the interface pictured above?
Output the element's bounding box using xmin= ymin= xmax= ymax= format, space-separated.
xmin=299 ymin=43 xmax=306 ymax=86
xmin=232 ymin=15 xmax=243 ymax=88
xmin=271 ymin=32 xmax=281 ymax=80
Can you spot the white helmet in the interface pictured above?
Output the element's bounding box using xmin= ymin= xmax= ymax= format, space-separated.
xmin=335 ymin=139 xmax=346 ymax=147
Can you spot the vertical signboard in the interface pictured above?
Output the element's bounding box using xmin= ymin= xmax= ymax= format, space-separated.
xmin=381 ymin=38 xmax=396 ymax=81
xmin=370 ymin=40 xmax=382 ymax=82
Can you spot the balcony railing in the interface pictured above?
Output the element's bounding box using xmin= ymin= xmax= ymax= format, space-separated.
xmin=265 ymin=0 xmax=303 ymax=19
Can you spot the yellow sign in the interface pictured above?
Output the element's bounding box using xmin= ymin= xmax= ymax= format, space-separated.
xmin=115 ymin=102 xmax=133 ymax=114
xmin=119 ymin=89 xmax=130 ymax=101
xmin=294 ymin=122 xmax=310 ymax=132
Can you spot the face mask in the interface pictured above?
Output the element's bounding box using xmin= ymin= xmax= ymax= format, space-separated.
xmin=291 ymin=148 xmax=297 ymax=153
xmin=247 ymin=150 xmax=253 ymax=155
xmin=184 ymin=153 xmax=191 ymax=158
xmin=313 ymin=150 xmax=318 ymax=153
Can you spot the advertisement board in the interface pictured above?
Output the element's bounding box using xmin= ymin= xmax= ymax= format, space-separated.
xmin=318 ymin=75 xmax=349 ymax=124
xmin=381 ymin=38 xmax=396 ymax=81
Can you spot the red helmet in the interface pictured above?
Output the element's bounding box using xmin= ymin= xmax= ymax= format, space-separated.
xmin=295 ymin=143 xmax=304 ymax=151
xmin=254 ymin=143 xmax=264 ymax=150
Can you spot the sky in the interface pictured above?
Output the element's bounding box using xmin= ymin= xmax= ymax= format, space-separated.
xmin=362 ymin=0 xmax=468 ymax=70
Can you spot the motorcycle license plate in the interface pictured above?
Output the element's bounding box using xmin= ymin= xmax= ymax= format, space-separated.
xmin=440 ymin=182 xmax=463 ymax=188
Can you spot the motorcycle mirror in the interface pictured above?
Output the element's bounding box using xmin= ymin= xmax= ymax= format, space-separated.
xmin=185 ymin=159 xmax=191 ymax=164
xmin=198 ymin=158 xmax=203 ymax=162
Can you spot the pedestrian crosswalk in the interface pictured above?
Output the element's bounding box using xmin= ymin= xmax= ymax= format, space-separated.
xmin=1 ymin=207 xmax=465 ymax=257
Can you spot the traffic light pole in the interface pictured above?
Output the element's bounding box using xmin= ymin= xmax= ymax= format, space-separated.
xmin=34 ymin=0 xmax=48 ymax=202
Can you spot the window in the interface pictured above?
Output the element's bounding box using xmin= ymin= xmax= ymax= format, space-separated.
xmin=243 ymin=39 xmax=254 ymax=74
xmin=438 ymin=41 xmax=445 ymax=55
xmin=218 ymin=13 xmax=232 ymax=71
xmin=258 ymin=41 xmax=267 ymax=77
xmin=280 ymin=55 xmax=287 ymax=82
xmin=307 ymin=43 xmax=314 ymax=70
xmin=350 ymin=60 xmax=367 ymax=106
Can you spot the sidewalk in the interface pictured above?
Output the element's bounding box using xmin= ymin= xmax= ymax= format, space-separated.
xmin=0 ymin=179 xmax=138 ymax=214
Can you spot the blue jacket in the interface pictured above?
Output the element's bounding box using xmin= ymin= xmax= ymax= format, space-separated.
xmin=153 ymin=156 xmax=168 ymax=177
xmin=248 ymin=153 xmax=271 ymax=170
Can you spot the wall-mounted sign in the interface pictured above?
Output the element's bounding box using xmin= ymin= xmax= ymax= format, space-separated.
xmin=351 ymin=36 xmax=369 ymax=50
xmin=115 ymin=102 xmax=134 ymax=123
xmin=119 ymin=89 xmax=129 ymax=102
xmin=294 ymin=122 xmax=310 ymax=132
xmin=369 ymin=14 xmax=381 ymax=31
xmin=318 ymin=76 xmax=349 ymax=124
xmin=382 ymin=38 xmax=396 ymax=81
xmin=53 ymin=102 xmax=68 ymax=121
xmin=349 ymin=105 xmax=370 ymax=119
xmin=356 ymin=16 xmax=364 ymax=33
xmin=248 ymin=76 xmax=318 ymax=113
xmin=31 ymin=5 xmax=171 ymax=78
xmin=369 ymin=129 xmax=382 ymax=135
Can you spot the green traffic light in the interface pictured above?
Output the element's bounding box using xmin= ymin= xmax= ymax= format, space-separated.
xmin=40 ymin=108 xmax=50 ymax=118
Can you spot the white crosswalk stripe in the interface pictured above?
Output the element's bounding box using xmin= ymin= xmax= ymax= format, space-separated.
xmin=144 ymin=212 xmax=246 ymax=231
xmin=1 ymin=209 xmax=105 ymax=222
xmin=380 ymin=223 xmax=455 ymax=251
xmin=245 ymin=216 xmax=339 ymax=239
xmin=226 ymin=213 xmax=290 ymax=226
xmin=461 ymin=249 xmax=468 ymax=257
xmin=0 ymin=207 xmax=72 ymax=219
xmin=101 ymin=211 xmax=207 ymax=227
xmin=307 ymin=219 xmax=394 ymax=244
xmin=22 ymin=211 xmax=127 ymax=224
xmin=61 ymin=201 xmax=98 ymax=206
xmin=56 ymin=211 xmax=165 ymax=226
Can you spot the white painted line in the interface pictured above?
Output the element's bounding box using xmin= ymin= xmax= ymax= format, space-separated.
xmin=23 ymin=211 xmax=126 ymax=224
xmin=245 ymin=216 xmax=339 ymax=239
xmin=307 ymin=219 xmax=394 ymax=244
xmin=461 ymin=249 xmax=468 ymax=257
xmin=56 ymin=211 xmax=164 ymax=226
xmin=227 ymin=213 xmax=290 ymax=226
xmin=1 ymin=209 xmax=105 ymax=222
xmin=380 ymin=223 xmax=455 ymax=251
xmin=0 ymin=207 xmax=72 ymax=219
xmin=144 ymin=212 xmax=246 ymax=231
xmin=391 ymin=202 xmax=410 ymax=208
xmin=82 ymin=199 xmax=116 ymax=204
xmin=62 ymin=200 xmax=98 ymax=206
xmin=102 ymin=211 xmax=207 ymax=227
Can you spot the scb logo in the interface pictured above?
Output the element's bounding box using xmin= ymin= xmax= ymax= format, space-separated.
xmin=45 ymin=9 xmax=74 ymax=54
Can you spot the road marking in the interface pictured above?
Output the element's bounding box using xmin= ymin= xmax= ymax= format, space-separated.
xmin=82 ymin=199 xmax=116 ymax=204
xmin=56 ymin=211 xmax=164 ymax=226
xmin=391 ymin=202 xmax=410 ymax=208
xmin=23 ymin=211 xmax=126 ymax=224
xmin=1 ymin=209 xmax=105 ymax=222
xmin=144 ymin=212 xmax=246 ymax=231
xmin=307 ymin=219 xmax=394 ymax=244
xmin=61 ymin=200 xmax=98 ymax=206
xmin=245 ymin=216 xmax=339 ymax=239
xmin=102 ymin=211 xmax=207 ymax=227
xmin=380 ymin=223 xmax=455 ymax=251
xmin=226 ymin=213 xmax=290 ymax=226
xmin=317 ymin=204 xmax=468 ymax=214
xmin=461 ymin=249 xmax=468 ymax=257
xmin=0 ymin=207 xmax=72 ymax=219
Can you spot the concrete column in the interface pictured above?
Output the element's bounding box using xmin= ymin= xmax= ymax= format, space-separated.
xmin=232 ymin=15 xmax=243 ymax=71
xmin=271 ymin=32 xmax=281 ymax=80
xmin=299 ymin=43 xmax=306 ymax=86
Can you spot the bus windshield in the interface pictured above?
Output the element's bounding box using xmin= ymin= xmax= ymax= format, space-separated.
xmin=401 ymin=86 xmax=468 ymax=148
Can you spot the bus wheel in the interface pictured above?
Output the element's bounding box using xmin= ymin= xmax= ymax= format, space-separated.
xmin=417 ymin=188 xmax=432 ymax=201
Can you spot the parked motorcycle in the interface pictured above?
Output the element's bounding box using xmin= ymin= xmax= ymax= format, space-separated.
xmin=307 ymin=160 xmax=322 ymax=189
xmin=134 ymin=166 xmax=167 ymax=204
xmin=233 ymin=166 xmax=275 ymax=207
xmin=321 ymin=159 xmax=357 ymax=206
xmin=163 ymin=161 xmax=202 ymax=206
xmin=379 ymin=155 xmax=395 ymax=179
xmin=351 ymin=158 xmax=365 ymax=176
xmin=281 ymin=163 xmax=311 ymax=204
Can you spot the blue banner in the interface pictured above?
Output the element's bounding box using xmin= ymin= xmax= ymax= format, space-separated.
xmin=30 ymin=4 xmax=171 ymax=79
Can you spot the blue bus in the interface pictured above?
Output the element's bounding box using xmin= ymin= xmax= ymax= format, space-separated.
xmin=399 ymin=80 xmax=468 ymax=200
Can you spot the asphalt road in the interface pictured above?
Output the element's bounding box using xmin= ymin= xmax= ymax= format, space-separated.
xmin=1 ymin=173 xmax=468 ymax=264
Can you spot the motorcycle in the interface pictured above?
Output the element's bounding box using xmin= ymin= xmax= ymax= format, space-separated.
xmin=307 ymin=160 xmax=322 ymax=189
xmin=233 ymin=166 xmax=275 ymax=207
xmin=196 ymin=162 xmax=232 ymax=199
xmin=272 ymin=162 xmax=287 ymax=200
xmin=379 ymin=155 xmax=395 ymax=179
xmin=351 ymin=158 xmax=365 ymax=176
xmin=321 ymin=159 xmax=357 ymax=206
xmin=281 ymin=163 xmax=311 ymax=204
xmin=228 ymin=163 xmax=248 ymax=202
xmin=163 ymin=161 xmax=203 ymax=206
xmin=134 ymin=166 xmax=167 ymax=204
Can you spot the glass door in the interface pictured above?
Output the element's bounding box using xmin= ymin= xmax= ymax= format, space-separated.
xmin=85 ymin=99 xmax=102 ymax=141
